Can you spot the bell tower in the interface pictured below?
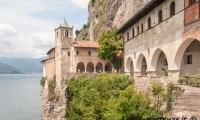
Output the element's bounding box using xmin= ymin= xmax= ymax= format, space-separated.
xmin=55 ymin=19 xmax=73 ymax=87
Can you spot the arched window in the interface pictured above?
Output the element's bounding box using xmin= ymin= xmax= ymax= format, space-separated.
xmin=127 ymin=32 xmax=129 ymax=41
xmin=132 ymin=28 xmax=135 ymax=38
xmin=189 ymin=0 xmax=196 ymax=5
xmin=148 ymin=17 xmax=151 ymax=29
xmin=76 ymin=51 xmax=79 ymax=55
xmin=137 ymin=26 xmax=140 ymax=35
xmin=158 ymin=10 xmax=163 ymax=23
xmin=141 ymin=23 xmax=143 ymax=33
xmin=88 ymin=51 xmax=91 ymax=55
xmin=170 ymin=1 xmax=175 ymax=17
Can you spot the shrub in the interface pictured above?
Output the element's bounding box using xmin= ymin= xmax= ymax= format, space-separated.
xmin=40 ymin=77 xmax=46 ymax=88
xmin=66 ymin=73 xmax=164 ymax=119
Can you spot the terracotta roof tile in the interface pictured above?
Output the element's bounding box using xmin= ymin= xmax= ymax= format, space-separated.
xmin=73 ymin=40 xmax=99 ymax=48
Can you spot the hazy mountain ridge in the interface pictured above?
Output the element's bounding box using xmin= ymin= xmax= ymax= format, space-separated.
xmin=0 ymin=56 xmax=47 ymax=73
xmin=0 ymin=62 xmax=22 ymax=74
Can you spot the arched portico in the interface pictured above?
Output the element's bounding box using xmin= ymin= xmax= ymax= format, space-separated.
xmin=96 ymin=62 xmax=103 ymax=73
xmin=174 ymin=38 xmax=200 ymax=75
xmin=87 ymin=62 xmax=94 ymax=73
xmin=126 ymin=57 xmax=134 ymax=75
xmin=77 ymin=62 xmax=85 ymax=73
xmin=136 ymin=54 xmax=147 ymax=75
xmin=151 ymin=49 xmax=168 ymax=76
xmin=105 ymin=62 xmax=112 ymax=73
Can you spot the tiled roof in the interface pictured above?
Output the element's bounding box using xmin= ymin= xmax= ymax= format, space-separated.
xmin=73 ymin=40 xmax=99 ymax=48
xmin=47 ymin=47 xmax=55 ymax=55
xmin=41 ymin=57 xmax=55 ymax=63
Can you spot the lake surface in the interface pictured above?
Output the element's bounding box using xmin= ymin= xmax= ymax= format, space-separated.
xmin=0 ymin=74 xmax=42 ymax=120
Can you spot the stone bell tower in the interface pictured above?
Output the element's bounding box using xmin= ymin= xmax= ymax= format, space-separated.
xmin=55 ymin=19 xmax=73 ymax=87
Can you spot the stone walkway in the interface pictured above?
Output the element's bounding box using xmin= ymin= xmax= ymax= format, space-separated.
xmin=170 ymin=85 xmax=200 ymax=119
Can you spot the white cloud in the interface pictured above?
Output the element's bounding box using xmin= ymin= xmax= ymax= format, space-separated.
xmin=0 ymin=0 xmax=88 ymax=58
xmin=70 ymin=0 xmax=90 ymax=9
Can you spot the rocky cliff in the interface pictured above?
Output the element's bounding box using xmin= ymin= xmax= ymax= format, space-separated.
xmin=76 ymin=0 xmax=152 ymax=41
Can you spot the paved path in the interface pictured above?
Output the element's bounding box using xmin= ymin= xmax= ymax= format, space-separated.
xmin=170 ymin=85 xmax=200 ymax=119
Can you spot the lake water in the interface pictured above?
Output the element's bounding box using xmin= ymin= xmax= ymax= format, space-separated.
xmin=0 ymin=74 xmax=42 ymax=120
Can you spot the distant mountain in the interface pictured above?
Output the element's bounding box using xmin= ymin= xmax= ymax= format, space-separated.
xmin=0 ymin=56 xmax=48 ymax=73
xmin=0 ymin=62 xmax=22 ymax=74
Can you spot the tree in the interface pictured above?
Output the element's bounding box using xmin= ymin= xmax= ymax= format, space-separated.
xmin=98 ymin=29 xmax=123 ymax=71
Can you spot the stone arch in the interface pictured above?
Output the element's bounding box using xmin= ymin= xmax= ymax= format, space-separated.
xmin=105 ymin=62 xmax=112 ymax=73
xmin=126 ymin=57 xmax=134 ymax=75
xmin=174 ymin=37 xmax=200 ymax=74
xmin=174 ymin=37 xmax=200 ymax=70
xmin=96 ymin=62 xmax=103 ymax=73
xmin=136 ymin=53 xmax=147 ymax=75
xmin=151 ymin=48 xmax=168 ymax=76
xmin=77 ymin=62 xmax=85 ymax=73
xmin=86 ymin=62 xmax=94 ymax=73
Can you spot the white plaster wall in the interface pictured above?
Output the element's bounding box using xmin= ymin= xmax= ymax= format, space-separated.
xmin=124 ymin=0 xmax=184 ymax=74
xmin=181 ymin=50 xmax=200 ymax=75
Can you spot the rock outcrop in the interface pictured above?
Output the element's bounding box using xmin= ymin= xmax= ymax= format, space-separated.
xmin=76 ymin=0 xmax=151 ymax=41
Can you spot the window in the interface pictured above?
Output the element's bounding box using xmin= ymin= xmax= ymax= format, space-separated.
xmin=148 ymin=17 xmax=151 ymax=29
xmin=132 ymin=28 xmax=135 ymax=38
xmin=170 ymin=1 xmax=175 ymax=17
xmin=68 ymin=51 xmax=70 ymax=56
xmin=158 ymin=10 xmax=163 ymax=23
xmin=76 ymin=51 xmax=79 ymax=55
xmin=189 ymin=0 xmax=196 ymax=5
xmin=65 ymin=30 xmax=68 ymax=37
xmin=57 ymin=32 xmax=58 ymax=37
xmin=127 ymin=32 xmax=129 ymax=41
xmin=137 ymin=26 xmax=140 ymax=35
xmin=187 ymin=55 xmax=192 ymax=64
xmin=88 ymin=51 xmax=91 ymax=55
xmin=141 ymin=23 xmax=143 ymax=33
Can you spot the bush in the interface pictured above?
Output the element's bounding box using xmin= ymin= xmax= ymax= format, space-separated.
xmin=178 ymin=73 xmax=200 ymax=87
xmin=40 ymin=77 xmax=46 ymax=88
xmin=48 ymin=80 xmax=59 ymax=101
xmin=66 ymin=73 xmax=164 ymax=119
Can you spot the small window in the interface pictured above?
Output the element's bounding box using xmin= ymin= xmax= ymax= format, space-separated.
xmin=76 ymin=51 xmax=79 ymax=55
xmin=88 ymin=51 xmax=91 ymax=55
xmin=148 ymin=17 xmax=151 ymax=29
xmin=141 ymin=23 xmax=143 ymax=33
xmin=158 ymin=10 xmax=163 ymax=23
xmin=187 ymin=55 xmax=192 ymax=64
xmin=137 ymin=26 xmax=140 ymax=35
xmin=132 ymin=28 xmax=135 ymax=38
xmin=65 ymin=30 xmax=68 ymax=37
xmin=189 ymin=0 xmax=196 ymax=5
xmin=57 ymin=32 xmax=58 ymax=37
xmin=127 ymin=32 xmax=129 ymax=41
xmin=68 ymin=51 xmax=70 ymax=56
xmin=170 ymin=1 xmax=175 ymax=17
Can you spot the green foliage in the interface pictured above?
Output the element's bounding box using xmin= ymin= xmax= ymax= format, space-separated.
xmin=66 ymin=73 xmax=163 ymax=119
xmin=83 ymin=24 xmax=87 ymax=29
xmin=48 ymin=79 xmax=58 ymax=101
xmin=98 ymin=29 xmax=123 ymax=70
xmin=178 ymin=73 xmax=200 ymax=87
xmin=151 ymin=82 xmax=165 ymax=112
xmin=40 ymin=77 xmax=46 ymax=88
xmin=75 ymin=30 xmax=80 ymax=36
xmin=91 ymin=0 xmax=95 ymax=7
xmin=165 ymin=83 xmax=174 ymax=111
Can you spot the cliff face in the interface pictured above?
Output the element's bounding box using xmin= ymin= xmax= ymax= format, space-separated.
xmin=76 ymin=0 xmax=152 ymax=41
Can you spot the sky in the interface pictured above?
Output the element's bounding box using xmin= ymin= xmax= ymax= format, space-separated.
xmin=0 ymin=0 xmax=90 ymax=58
